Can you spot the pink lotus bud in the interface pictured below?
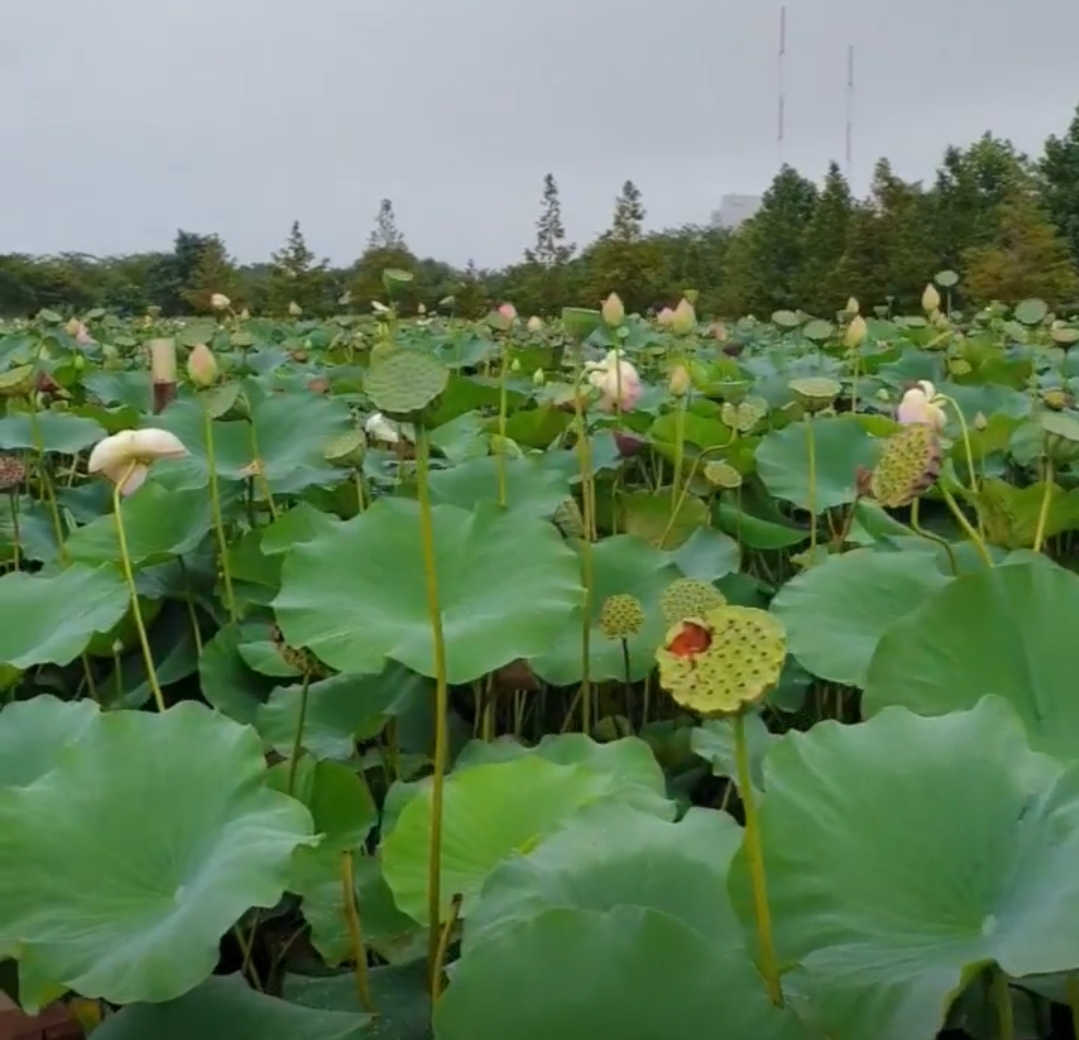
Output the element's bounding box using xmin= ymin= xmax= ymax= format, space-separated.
xmin=498 ymin=302 xmax=517 ymax=322
xmin=669 ymin=364 xmax=691 ymax=397
xmin=657 ymin=307 xmax=675 ymax=328
xmin=602 ymin=293 xmax=625 ymax=327
xmin=671 ymin=298 xmax=696 ymax=335
xmin=187 ymin=343 xmax=218 ymax=387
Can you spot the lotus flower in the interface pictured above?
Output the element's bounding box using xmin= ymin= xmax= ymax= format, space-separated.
xmin=364 ymin=412 xmax=414 ymax=445
xmin=922 ymin=283 xmax=941 ymax=313
xmin=897 ymin=380 xmax=946 ymax=431
xmin=657 ymin=307 xmax=675 ymax=328
xmin=498 ymin=302 xmax=517 ymax=323
xmin=210 ymin=293 xmax=231 ymax=311
xmin=88 ymin=429 xmax=189 ymax=497
xmin=585 ymin=350 xmax=642 ymax=412
xmin=527 ymin=316 xmax=544 ymax=333
xmin=601 ymin=293 xmax=625 ymax=327
xmin=671 ymin=298 xmax=696 ymax=335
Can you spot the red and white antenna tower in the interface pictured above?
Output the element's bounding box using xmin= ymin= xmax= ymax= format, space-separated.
xmin=777 ymin=6 xmax=787 ymax=167
xmin=845 ymin=44 xmax=855 ymax=183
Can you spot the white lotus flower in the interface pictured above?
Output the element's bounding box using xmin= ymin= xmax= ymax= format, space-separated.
xmin=88 ymin=429 xmax=189 ymax=497
xmin=210 ymin=293 xmax=231 ymax=311
xmin=364 ymin=412 xmax=414 ymax=445
xmin=897 ymin=380 xmax=946 ymax=431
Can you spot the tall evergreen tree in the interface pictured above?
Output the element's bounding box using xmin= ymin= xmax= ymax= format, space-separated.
xmin=585 ymin=180 xmax=664 ymax=312
xmin=368 ymin=199 xmax=405 ymax=250
xmin=526 ymin=174 xmax=575 ymax=267
xmin=610 ymin=180 xmax=646 ymax=242
xmin=269 ymin=221 xmax=329 ymax=314
xmin=1042 ymin=104 xmax=1079 ymax=266
xmin=796 ymin=162 xmax=854 ymax=313
xmin=180 ymin=235 xmax=242 ymax=313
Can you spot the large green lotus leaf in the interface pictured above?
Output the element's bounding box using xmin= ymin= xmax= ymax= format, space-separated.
xmin=428 ymin=455 xmax=571 ymax=520
xmin=258 ymin=665 xmax=430 ymax=761
xmin=0 ymin=703 xmax=316 ymax=1004
xmin=771 ymin=547 xmax=951 ymax=686
xmin=0 ymin=695 xmax=98 ymax=788
xmin=716 ymin=497 xmax=806 ymax=550
xmin=0 ymin=564 xmax=129 ymax=668
xmin=620 ymin=490 xmax=708 ymax=549
xmin=757 ymin=415 xmax=880 ymax=511
xmin=66 ymin=482 xmax=238 ymax=567
xmin=267 ymin=758 xmax=376 ymax=854
xmin=385 ymin=732 xmax=672 ymax=834
xmin=667 ymin=525 xmax=740 ymax=581
xmin=154 ymin=393 xmax=354 ymax=494
xmin=434 ymin=906 xmax=807 ymax=1040
xmin=530 ymin=534 xmax=682 ymax=684
xmin=199 ymin=622 xmax=278 ymax=727
xmin=729 ymin=698 xmax=1079 ymax=1040
xmin=93 ymin=974 xmax=371 ymax=1040
xmin=466 ymin=802 xmax=743 ymax=951
xmin=382 ymin=753 xmax=666 ymax=926
xmin=864 ymin=562 xmax=1079 ymax=758
xmin=274 ymin=498 xmax=584 ymax=684
xmin=0 ymin=412 xmax=105 ymax=454
xmin=260 ymin=501 xmax=345 ymax=555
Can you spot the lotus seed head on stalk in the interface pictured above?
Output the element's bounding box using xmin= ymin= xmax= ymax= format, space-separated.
xmin=922 ymin=283 xmax=941 ymax=314
xmin=671 ymin=298 xmax=696 ymax=336
xmin=527 ymin=316 xmax=544 ymax=333
xmin=599 ymin=594 xmax=646 ymax=640
xmin=187 ymin=343 xmax=218 ymax=387
xmin=869 ymin=423 xmax=942 ymax=508
xmin=0 ymin=454 xmax=26 ymax=492
xmin=845 ymin=314 xmax=867 ymax=348
xmin=551 ymin=496 xmax=586 ymax=540
xmin=210 ymin=292 xmax=231 ymax=311
xmin=88 ymin=429 xmax=189 ymax=497
xmin=789 ymin=377 xmax=841 ymax=414
xmin=660 ymin=578 xmax=727 ymax=626
xmin=602 ymin=292 xmax=625 ymax=328
xmin=656 ymin=605 xmax=787 ymax=716
xmin=704 ymin=460 xmax=743 ymax=490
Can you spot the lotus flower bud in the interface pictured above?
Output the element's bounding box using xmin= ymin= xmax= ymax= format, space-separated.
xmin=510 ymin=358 xmax=521 ymax=372
xmin=973 ymin=411 xmax=988 ymax=431
xmin=210 ymin=292 xmax=231 ymax=311
xmin=417 ymin=302 xmax=427 ymax=315
xmin=527 ymin=316 xmax=544 ymax=333
xmin=657 ymin=307 xmax=675 ymax=328
xmin=187 ymin=343 xmax=218 ymax=387
xmin=65 ymin=317 xmax=82 ymax=337
xmin=922 ymin=283 xmax=941 ymax=314
xmin=845 ymin=297 xmax=860 ymax=316
xmin=533 ymin=368 xmax=546 ymax=386
xmin=671 ymin=298 xmax=696 ymax=336
xmin=845 ymin=314 xmax=867 ymax=349
xmin=240 ymin=308 xmax=251 ymax=320
xmin=288 ymin=301 xmax=302 ymax=317
xmin=497 ymin=302 xmax=517 ymax=323
xmin=669 ymin=364 xmax=691 ymax=398
xmin=602 ymin=292 xmax=625 ymax=328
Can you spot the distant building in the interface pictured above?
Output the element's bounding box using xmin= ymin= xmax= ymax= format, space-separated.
xmin=710 ymin=194 xmax=763 ymax=230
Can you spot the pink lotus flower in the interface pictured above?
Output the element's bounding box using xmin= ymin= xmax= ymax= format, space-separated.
xmin=897 ymin=380 xmax=946 ymax=431
xmin=657 ymin=307 xmax=675 ymax=327
xmin=585 ymin=349 xmax=642 ymax=412
xmin=498 ymin=302 xmax=517 ymax=322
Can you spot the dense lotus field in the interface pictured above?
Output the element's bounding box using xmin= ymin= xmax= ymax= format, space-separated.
xmin=3 ymin=276 xmax=1079 ymax=1040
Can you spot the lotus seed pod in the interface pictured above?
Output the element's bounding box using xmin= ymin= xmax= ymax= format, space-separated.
xmin=364 ymin=348 xmax=449 ymax=418
xmin=703 ymin=460 xmax=743 ymax=490
xmin=869 ymin=424 xmax=942 ymax=508
xmin=710 ymin=322 xmax=729 ymax=343
xmin=271 ymin=625 xmax=333 ymax=679
xmin=922 ymin=283 xmax=941 ymax=314
xmin=551 ymin=497 xmax=586 ymax=540
xmin=660 ymin=578 xmax=726 ymax=627
xmin=211 ymin=292 xmax=231 ymax=311
xmin=0 ymin=454 xmax=27 ymax=491
xmin=599 ymin=594 xmax=646 ymax=640
xmin=602 ymin=292 xmax=625 ymax=328
xmin=186 ymin=343 xmax=218 ymax=387
xmin=656 ymin=605 xmax=787 ymax=716
xmin=1043 ymin=388 xmax=1071 ymax=411
xmin=671 ymin=298 xmax=696 ymax=336
xmin=845 ymin=314 xmax=867 ymax=348
xmin=789 ymin=377 xmax=841 ymax=414
xmin=669 ymin=364 xmax=691 ymax=398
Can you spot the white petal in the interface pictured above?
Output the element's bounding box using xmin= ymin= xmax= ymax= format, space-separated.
xmin=88 ymin=431 xmax=137 ymax=475
xmin=129 ymin=428 xmax=188 ymax=461
xmin=118 ymin=462 xmax=149 ymax=496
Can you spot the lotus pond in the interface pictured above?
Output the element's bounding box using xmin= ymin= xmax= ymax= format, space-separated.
xmin=2 ymin=284 xmax=1079 ymax=1040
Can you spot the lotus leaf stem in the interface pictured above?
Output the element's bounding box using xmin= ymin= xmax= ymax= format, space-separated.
xmin=247 ymin=420 xmax=278 ymax=521
xmin=431 ymin=892 xmax=463 ymax=1001
xmin=9 ymin=492 xmax=19 ymax=570
xmin=940 ymin=394 xmax=979 ymax=496
xmin=909 ymin=498 xmax=958 ymax=576
xmin=1066 ymin=973 xmax=1079 ymax=1040
xmin=286 ymin=668 xmax=312 ymax=796
xmin=733 ymin=710 xmax=783 ymax=1008
xmin=991 ymin=967 xmax=1014 ymax=1040
xmin=341 ymin=850 xmax=376 ymax=1013
xmin=806 ymin=413 xmax=818 ymax=555
xmin=1033 ymin=449 xmax=1054 ymax=555
xmin=203 ymin=397 xmax=237 ymax=623
xmin=571 ymin=354 xmax=595 ymax=733
xmin=28 ymin=401 xmax=67 ymax=561
xmin=939 ymin=484 xmax=993 ymax=568
xmin=496 ymin=341 xmax=508 ymax=507
xmin=113 ymin=462 xmax=166 ymax=712
xmin=672 ymin=395 xmax=686 ymax=509
xmin=415 ymin=425 xmax=451 ymax=990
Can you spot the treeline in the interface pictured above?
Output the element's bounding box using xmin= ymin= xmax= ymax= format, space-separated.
xmin=5 ymin=105 xmax=1079 ymax=320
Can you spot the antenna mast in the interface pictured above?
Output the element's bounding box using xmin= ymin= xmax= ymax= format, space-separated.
xmin=777 ymin=6 xmax=787 ymax=167
xmin=845 ymin=43 xmax=855 ymax=183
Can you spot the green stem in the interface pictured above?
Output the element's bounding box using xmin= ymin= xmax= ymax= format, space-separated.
xmin=939 ymin=484 xmax=993 ymax=569
xmin=850 ymin=350 xmax=860 ymax=415
xmin=9 ymin=492 xmax=19 ymax=570
xmin=806 ymin=413 xmax=817 ymax=555
xmin=248 ymin=420 xmax=278 ymax=521
xmin=496 ymin=342 xmax=508 ymax=507
xmin=81 ymin=656 xmax=99 ymax=704
xmin=734 ymin=711 xmax=783 ymax=1007
xmin=113 ymin=465 xmax=165 ymax=712
xmin=940 ymin=394 xmax=979 ymax=494
xmin=571 ymin=359 xmax=594 ymax=734
xmin=1066 ymin=973 xmax=1079 ymax=1040
xmin=415 ymin=426 xmax=450 ymax=992
xmin=672 ymin=395 xmax=685 ymax=508
xmin=431 ymin=893 xmax=462 ymax=1001
xmin=1033 ymin=450 xmax=1054 ymax=555
xmin=341 ymin=850 xmax=376 ymax=1013
xmin=286 ymin=669 xmax=312 ymax=796
xmin=991 ymin=967 xmax=1014 ymax=1040
xmin=203 ymin=397 xmax=237 ymax=622
xmin=909 ymin=498 xmax=958 ymax=575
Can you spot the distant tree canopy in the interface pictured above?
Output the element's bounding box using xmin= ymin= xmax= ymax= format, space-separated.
xmin=5 ymin=105 xmax=1079 ymax=319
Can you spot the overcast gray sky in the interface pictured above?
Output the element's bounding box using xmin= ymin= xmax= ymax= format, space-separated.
xmin=3 ymin=0 xmax=1078 ymax=269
